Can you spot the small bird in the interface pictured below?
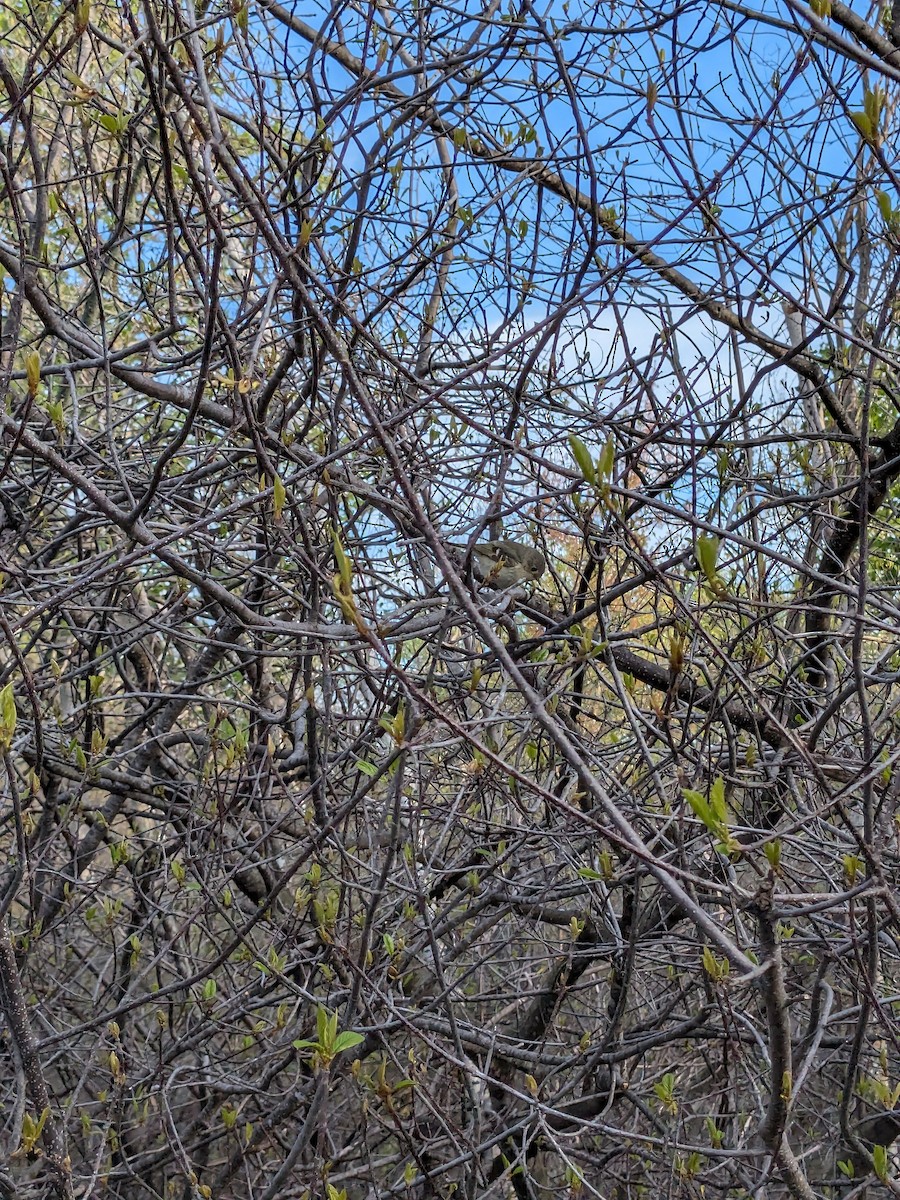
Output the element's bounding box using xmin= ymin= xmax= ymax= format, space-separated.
xmin=449 ymin=539 xmax=546 ymax=589
xmin=849 ymin=1110 xmax=900 ymax=1175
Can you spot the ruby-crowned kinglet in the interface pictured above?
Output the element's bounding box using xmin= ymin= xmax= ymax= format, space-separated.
xmin=449 ymin=539 xmax=546 ymax=588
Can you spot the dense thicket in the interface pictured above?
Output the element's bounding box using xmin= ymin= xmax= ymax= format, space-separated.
xmin=1 ymin=0 xmax=900 ymax=1196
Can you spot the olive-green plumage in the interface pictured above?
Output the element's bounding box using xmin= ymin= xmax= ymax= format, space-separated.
xmin=450 ymin=539 xmax=545 ymax=588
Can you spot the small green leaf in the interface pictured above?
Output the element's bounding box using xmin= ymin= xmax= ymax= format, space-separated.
xmin=708 ymin=776 xmax=728 ymax=824
xmin=843 ymin=854 xmax=864 ymax=884
xmin=597 ymin=434 xmax=615 ymax=481
xmin=684 ymin=778 xmax=736 ymax=852
xmin=577 ymin=866 xmax=605 ymax=880
xmin=332 ymin=1030 xmax=364 ymax=1054
xmin=864 ymin=87 xmax=882 ymax=125
xmin=702 ymin=945 xmax=729 ymax=980
xmin=332 ymin=529 xmax=353 ymax=590
xmin=0 ymin=682 xmax=16 ymax=750
xmin=683 ymin=787 xmax=712 ymax=828
xmin=379 ymin=706 xmax=405 ymax=744
xmin=705 ymin=1117 xmax=724 ymax=1147
xmin=696 ymin=534 xmax=720 ymax=580
xmin=25 ymin=351 xmax=41 ymax=397
xmin=568 ymin=434 xmax=596 ymax=485
xmin=851 ymin=111 xmax=874 ymax=141
xmin=316 ymin=1004 xmax=330 ymax=1048
xmin=874 ymin=1143 xmax=889 ymax=1181
xmin=273 ymin=473 xmax=286 ymax=520
xmin=763 ymin=838 xmax=782 ymax=870
xmin=654 ymin=1072 xmax=678 ymax=1114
